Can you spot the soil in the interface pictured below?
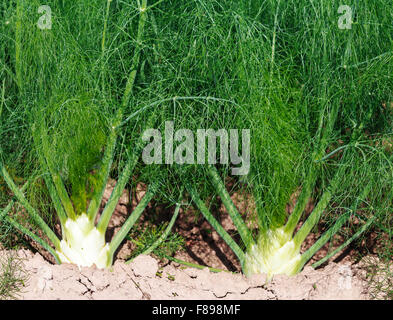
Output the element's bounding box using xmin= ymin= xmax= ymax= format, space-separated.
xmin=0 ymin=180 xmax=385 ymax=300
xmin=1 ymin=250 xmax=370 ymax=300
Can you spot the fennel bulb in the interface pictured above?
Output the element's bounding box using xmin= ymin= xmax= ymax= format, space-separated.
xmin=243 ymin=227 xmax=301 ymax=279
xmin=56 ymin=213 xmax=110 ymax=268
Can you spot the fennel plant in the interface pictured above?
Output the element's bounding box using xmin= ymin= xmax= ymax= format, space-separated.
xmin=0 ymin=0 xmax=162 ymax=268
xmin=179 ymin=0 xmax=393 ymax=279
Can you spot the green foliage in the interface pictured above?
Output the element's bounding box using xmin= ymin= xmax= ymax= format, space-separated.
xmin=32 ymin=94 xmax=108 ymax=213
xmin=127 ymin=222 xmax=184 ymax=260
xmin=0 ymin=252 xmax=27 ymax=300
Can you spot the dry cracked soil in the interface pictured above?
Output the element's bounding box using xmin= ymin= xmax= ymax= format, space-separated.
xmin=1 ymin=249 xmax=371 ymax=300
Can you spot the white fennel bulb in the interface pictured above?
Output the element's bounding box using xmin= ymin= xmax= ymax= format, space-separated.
xmin=56 ymin=213 xmax=110 ymax=268
xmin=243 ymin=227 xmax=301 ymax=279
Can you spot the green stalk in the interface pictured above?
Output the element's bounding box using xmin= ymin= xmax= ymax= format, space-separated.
xmin=86 ymin=124 xmax=118 ymax=222
xmin=0 ymin=164 xmax=61 ymax=250
xmin=15 ymin=0 xmax=22 ymax=91
xmin=107 ymin=182 xmax=158 ymax=261
xmin=187 ymin=184 xmax=246 ymax=267
xmin=314 ymin=144 xmax=353 ymax=163
xmin=96 ymin=151 xmax=139 ymax=234
xmin=4 ymin=216 xmax=61 ymax=264
xmin=0 ymin=179 xmax=60 ymax=263
xmin=207 ymin=165 xmax=254 ymax=249
xmin=101 ymin=0 xmax=112 ymax=53
xmin=0 ymin=79 xmax=5 ymax=119
xmin=291 ymin=109 xmax=371 ymax=250
xmin=97 ymin=112 xmax=157 ymax=233
xmin=50 ymin=173 xmax=76 ymax=220
xmin=121 ymin=0 xmax=148 ymax=109
xmin=284 ymin=102 xmax=341 ymax=236
xmin=32 ymin=127 xmax=67 ymax=226
xmin=126 ymin=200 xmax=182 ymax=263
xmin=88 ymin=0 xmax=149 ymax=221
xmin=38 ymin=125 xmax=76 ymax=220
xmin=309 ymin=184 xmax=373 ymax=268
xmin=270 ymin=0 xmax=280 ymax=82
xmin=100 ymin=0 xmax=112 ymax=93
xmin=312 ymin=215 xmax=375 ymax=269
xmin=283 ymin=167 xmax=317 ymax=236
xmin=0 ymin=179 xmax=30 ymax=222
xmin=293 ymin=170 xmax=342 ymax=250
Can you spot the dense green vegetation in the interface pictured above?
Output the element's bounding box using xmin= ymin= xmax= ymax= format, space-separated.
xmin=0 ymin=0 xmax=392 ymax=297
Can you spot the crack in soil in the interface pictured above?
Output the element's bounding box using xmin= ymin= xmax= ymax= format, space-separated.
xmin=77 ymin=278 xmax=94 ymax=297
xmin=130 ymin=277 xmax=151 ymax=300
